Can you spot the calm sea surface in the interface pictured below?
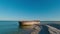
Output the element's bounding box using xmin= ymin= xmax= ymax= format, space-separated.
xmin=0 ymin=21 xmax=60 ymax=34
xmin=0 ymin=21 xmax=19 ymax=34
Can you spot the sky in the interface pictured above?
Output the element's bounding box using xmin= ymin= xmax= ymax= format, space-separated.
xmin=0 ymin=0 xmax=60 ymax=21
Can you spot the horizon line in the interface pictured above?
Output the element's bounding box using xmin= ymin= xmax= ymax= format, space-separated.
xmin=0 ymin=19 xmax=60 ymax=21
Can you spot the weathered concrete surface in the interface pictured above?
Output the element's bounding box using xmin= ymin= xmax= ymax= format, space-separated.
xmin=31 ymin=25 xmax=41 ymax=34
xmin=46 ymin=25 xmax=60 ymax=34
xmin=39 ymin=25 xmax=50 ymax=34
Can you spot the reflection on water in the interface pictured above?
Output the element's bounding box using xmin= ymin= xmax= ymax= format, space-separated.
xmin=2 ymin=21 xmax=60 ymax=34
xmin=19 ymin=25 xmax=41 ymax=34
xmin=0 ymin=21 xmax=41 ymax=34
xmin=0 ymin=21 xmax=60 ymax=34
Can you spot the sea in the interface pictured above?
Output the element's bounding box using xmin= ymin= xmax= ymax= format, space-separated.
xmin=0 ymin=21 xmax=60 ymax=34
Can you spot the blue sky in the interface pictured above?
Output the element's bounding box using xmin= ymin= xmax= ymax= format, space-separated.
xmin=0 ymin=0 xmax=60 ymax=21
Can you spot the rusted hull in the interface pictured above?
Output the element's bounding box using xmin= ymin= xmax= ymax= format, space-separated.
xmin=19 ymin=20 xmax=40 ymax=26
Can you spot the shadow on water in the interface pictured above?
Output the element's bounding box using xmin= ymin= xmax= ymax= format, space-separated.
xmin=19 ymin=24 xmax=41 ymax=34
xmin=2 ymin=24 xmax=51 ymax=34
xmin=19 ymin=25 xmax=51 ymax=34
